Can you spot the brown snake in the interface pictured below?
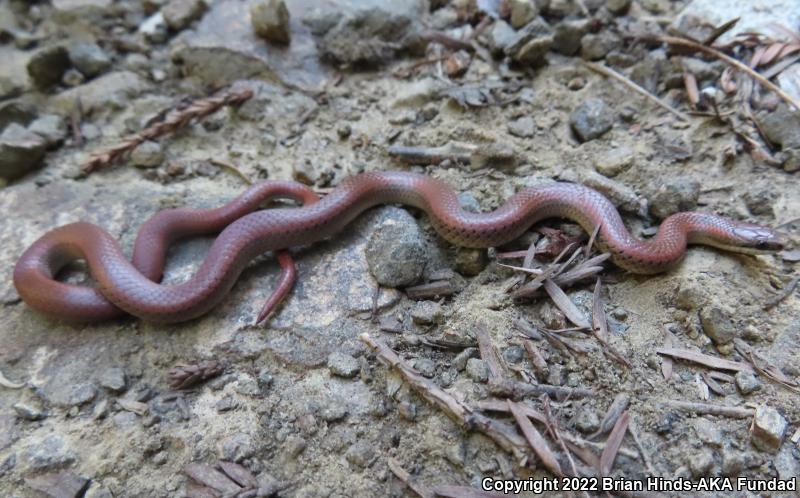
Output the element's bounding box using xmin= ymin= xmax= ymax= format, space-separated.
xmin=13 ymin=171 xmax=783 ymax=323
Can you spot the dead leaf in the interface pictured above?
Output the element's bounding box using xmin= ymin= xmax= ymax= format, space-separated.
xmin=599 ymin=410 xmax=629 ymax=477
xmin=507 ymin=400 xmax=564 ymax=477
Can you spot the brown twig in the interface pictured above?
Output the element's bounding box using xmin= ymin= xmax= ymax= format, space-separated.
xmin=387 ymin=458 xmax=435 ymax=498
xmin=168 ymin=360 xmax=225 ymax=390
xmin=208 ymin=158 xmax=253 ymax=185
xmin=655 ymin=347 xmax=754 ymax=372
xmin=475 ymin=325 xmax=505 ymax=379
xmin=359 ymin=333 xmax=528 ymax=459
xmin=488 ymin=378 xmax=595 ymax=400
xmin=83 ymin=87 xmax=254 ymax=173
xmin=660 ymin=35 xmax=800 ymax=111
xmin=583 ymin=61 xmax=691 ymax=121
xmin=763 ymin=275 xmax=799 ymax=310
xmin=658 ymin=400 xmax=755 ymax=418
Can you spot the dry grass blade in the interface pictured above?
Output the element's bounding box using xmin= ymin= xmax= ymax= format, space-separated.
xmin=661 ymin=35 xmax=800 ymax=110
xmin=683 ymin=69 xmax=700 ymax=106
xmin=735 ymin=339 xmax=800 ymax=393
xmin=591 ymin=278 xmax=609 ymax=341
xmin=544 ymin=279 xmax=590 ymax=329
xmin=588 ymin=280 xmax=630 ymax=368
xmin=720 ymin=67 xmax=737 ymax=93
xmin=599 ymin=410 xmax=629 ymax=477
xmin=217 ymin=461 xmax=257 ymax=489
xmin=660 ymin=330 xmax=674 ymax=381
xmin=84 ymin=87 xmax=254 ymax=172
xmin=593 ymin=394 xmax=629 ymax=439
xmin=702 ymin=17 xmax=740 ymax=45
xmin=763 ymin=275 xmax=799 ymax=310
xmin=507 ymin=400 xmax=564 ymax=477
xmin=513 ymin=318 xmax=543 ymax=340
xmin=584 ymin=61 xmax=691 ymax=121
xmin=542 ymin=398 xmax=584 ymax=486
xmin=184 ymin=464 xmax=242 ymax=495
xmin=585 ymin=223 xmax=601 ymax=258
xmin=701 ymin=371 xmax=726 ymax=395
xmin=475 ymin=325 xmax=505 ymax=379
xmin=656 ymin=347 xmax=754 ymax=372
xmin=432 ymin=486 xmax=514 ymax=498
xmin=522 ymin=340 xmax=549 ymax=378
xmin=627 ymin=419 xmax=655 ymax=475
xmin=497 ymin=263 xmax=543 ymax=275
xmin=387 ymin=458 xmax=436 ymax=498
xmin=769 ymin=22 xmax=800 ymax=44
xmin=474 ymin=399 xmax=548 ymax=424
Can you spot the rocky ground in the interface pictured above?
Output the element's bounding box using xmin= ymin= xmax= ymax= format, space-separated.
xmin=0 ymin=0 xmax=799 ymax=497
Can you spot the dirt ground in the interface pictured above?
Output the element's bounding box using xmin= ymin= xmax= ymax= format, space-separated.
xmin=0 ymin=0 xmax=798 ymax=497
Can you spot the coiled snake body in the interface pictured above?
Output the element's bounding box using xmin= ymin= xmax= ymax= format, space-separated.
xmin=13 ymin=172 xmax=783 ymax=323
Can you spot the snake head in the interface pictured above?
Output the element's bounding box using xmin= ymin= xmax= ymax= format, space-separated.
xmin=730 ymin=224 xmax=785 ymax=254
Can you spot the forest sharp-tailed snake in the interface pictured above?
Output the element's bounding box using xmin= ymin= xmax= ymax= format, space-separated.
xmin=13 ymin=171 xmax=783 ymax=323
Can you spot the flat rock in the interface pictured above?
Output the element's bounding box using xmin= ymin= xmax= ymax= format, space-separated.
xmin=26 ymin=471 xmax=89 ymax=498
xmin=172 ymin=0 xmax=330 ymax=89
xmin=508 ymin=116 xmax=536 ymax=138
xmin=0 ymin=123 xmax=47 ymax=180
xmin=49 ymin=71 xmax=150 ymax=115
xmin=98 ymin=367 xmax=127 ymax=393
xmin=28 ymin=115 xmax=67 ymax=148
xmin=327 ymin=351 xmax=360 ymax=378
xmin=68 ymin=42 xmax=112 ymax=78
xmin=162 ymin=0 xmax=207 ymax=31
xmin=23 ymin=434 xmax=76 ymax=472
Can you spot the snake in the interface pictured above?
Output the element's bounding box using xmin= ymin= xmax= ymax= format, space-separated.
xmin=13 ymin=171 xmax=783 ymax=323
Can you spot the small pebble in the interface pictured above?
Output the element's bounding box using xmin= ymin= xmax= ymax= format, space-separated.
xmin=751 ymin=405 xmax=787 ymax=453
xmin=735 ymin=371 xmax=762 ymax=395
xmin=410 ymin=301 xmax=443 ymax=325
xmin=465 ymin=358 xmax=489 ymax=383
xmin=250 ymin=0 xmax=290 ymax=44
xmin=327 ymin=352 xmax=360 ymax=378
xmin=569 ymin=98 xmax=614 ymax=142
xmin=130 ymin=140 xmax=164 ymax=168
xmin=412 ymin=358 xmax=436 ymax=378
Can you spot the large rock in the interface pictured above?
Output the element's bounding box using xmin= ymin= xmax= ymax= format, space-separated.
xmin=172 ymin=0 xmax=330 ymax=88
xmin=0 ymin=123 xmax=47 ymax=180
xmin=0 ymin=99 xmax=37 ymax=132
xmin=305 ymin=0 xmax=424 ymax=65
xmin=364 ymin=207 xmax=429 ymax=287
xmin=251 ymin=0 xmax=291 ymax=44
xmin=26 ymin=45 xmax=71 ymax=89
